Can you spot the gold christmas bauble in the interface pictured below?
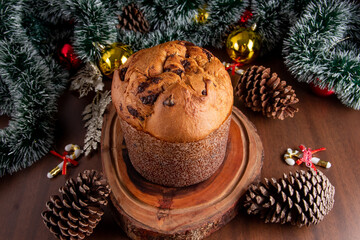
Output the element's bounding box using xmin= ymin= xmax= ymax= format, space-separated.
xmin=194 ymin=6 xmax=209 ymax=24
xmin=98 ymin=42 xmax=133 ymax=76
xmin=225 ymin=25 xmax=261 ymax=64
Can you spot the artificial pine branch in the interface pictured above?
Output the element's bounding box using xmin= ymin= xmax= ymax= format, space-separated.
xmin=83 ymin=90 xmax=111 ymax=156
xmin=116 ymin=0 xmax=249 ymax=50
xmin=250 ymin=0 xmax=298 ymax=55
xmin=0 ymin=1 xmax=69 ymax=177
xmin=0 ymin=76 xmax=13 ymax=115
xmin=63 ymin=0 xmax=118 ymax=62
xmin=200 ymin=0 xmax=249 ymax=48
xmin=283 ymin=0 xmax=360 ymax=110
xmin=70 ymin=62 xmax=104 ymax=98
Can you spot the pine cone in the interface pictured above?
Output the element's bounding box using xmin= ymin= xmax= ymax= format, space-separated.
xmin=244 ymin=169 xmax=335 ymax=227
xmin=235 ymin=65 xmax=299 ymax=120
xmin=117 ymin=3 xmax=150 ymax=33
xmin=41 ymin=170 xmax=111 ymax=239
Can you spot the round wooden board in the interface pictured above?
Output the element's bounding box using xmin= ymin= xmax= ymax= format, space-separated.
xmin=101 ymin=105 xmax=263 ymax=239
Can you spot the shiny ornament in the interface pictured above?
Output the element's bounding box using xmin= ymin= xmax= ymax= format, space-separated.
xmin=58 ymin=43 xmax=82 ymax=70
xmin=98 ymin=42 xmax=133 ymax=77
xmin=226 ymin=24 xmax=261 ymax=64
xmin=194 ymin=6 xmax=209 ymax=24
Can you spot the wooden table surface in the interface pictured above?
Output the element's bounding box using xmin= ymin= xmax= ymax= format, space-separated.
xmin=0 ymin=49 xmax=359 ymax=240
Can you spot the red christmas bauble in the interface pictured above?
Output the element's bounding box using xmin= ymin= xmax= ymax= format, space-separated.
xmin=58 ymin=43 xmax=82 ymax=70
xmin=310 ymin=83 xmax=335 ymax=97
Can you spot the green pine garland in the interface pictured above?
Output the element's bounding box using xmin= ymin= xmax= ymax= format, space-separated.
xmin=0 ymin=0 xmax=358 ymax=177
xmin=248 ymin=0 xmax=309 ymax=54
xmin=73 ymin=0 xmax=249 ymax=54
xmin=0 ymin=0 xmax=69 ymax=176
xmin=66 ymin=0 xmax=119 ymax=62
xmin=283 ymin=0 xmax=360 ymax=109
xmin=193 ymin=0 xmax=250 ymax=48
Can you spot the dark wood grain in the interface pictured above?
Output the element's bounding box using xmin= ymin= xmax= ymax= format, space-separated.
xmin=0 ymin=49 xmax=359 ymax=240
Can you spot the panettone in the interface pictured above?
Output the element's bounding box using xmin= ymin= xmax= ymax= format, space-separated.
xmin=111 ymin=40 xmax=233 ymax=187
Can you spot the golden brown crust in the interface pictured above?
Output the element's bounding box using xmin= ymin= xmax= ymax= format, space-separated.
xmin=112 ymin=40 xmax=233 ymax=142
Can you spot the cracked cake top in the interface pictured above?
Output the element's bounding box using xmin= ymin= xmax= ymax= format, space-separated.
xmin=111 ymin=40 xmax=233 ymax=142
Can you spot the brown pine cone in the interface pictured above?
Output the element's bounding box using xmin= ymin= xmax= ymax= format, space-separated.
xmin=235 ymin=65 xmax=299 ymax=120
xmin=244 ymin=169 xmax=335 ymax=227
xmin=117 ymin=3 xmax=150 ymax=33
xmin=41 ymin=170 xmax=111 ymax=240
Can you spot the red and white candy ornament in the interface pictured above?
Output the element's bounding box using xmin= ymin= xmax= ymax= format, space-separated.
xmin=47 ymin=144 xmax=82 ymax=178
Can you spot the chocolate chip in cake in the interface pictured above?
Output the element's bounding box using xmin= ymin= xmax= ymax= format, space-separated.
xmin=149 ymin=77 xmax=161 ymax=84
xmin=202 ymin=49 xmax=212 ymax=62
xmin=138 ymin=82 xmax=150 ymax=93
xmin=173 ymin=69 xmax=184 ymax=77
xmin=140 ymin=93 xmax=160 ymax=105
xmin=185 ymin=53 xmax=190 ymax=58
xmin=164 ymin=68 xmax=171 ymax=72
xmin=127 ymin=106 xmax=140 ymax=118
xmin=168 ymin=64 xmax=178 ymax=69
xmin=202 ymin=89 xmax=207 ymax=96
xmin=163 ymin=95 xmax=175 ymax=107
xmin=120 ymin=67 xmax=128 ymax=81
xmin=181 ymin=59 xmax=190 ymax=69
xmin=119 ymin=103 xmax=123 ymax=111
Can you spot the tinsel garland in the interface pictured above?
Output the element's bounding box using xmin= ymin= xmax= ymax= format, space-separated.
xmin=0 ymin=0 xmax=70 ymax=176
xmin=48 ymin=0 xmax=308 ymax=59
xmin=67 ymin=0 xmax=317 ymax=58
xmin=68 ymin=0 xmax=249 ymax=57
xmin=249 ymin=0 xmax=312 ymax=55
xmin=16 ymin=0 xmax=307 ymax=62
xmin=64 ymin=0 xmax=119 ymax=62
xmin=0 ymin=0 xmax=358 ymax=177
xmin=283 ymin=0 xmax=360 ymax=110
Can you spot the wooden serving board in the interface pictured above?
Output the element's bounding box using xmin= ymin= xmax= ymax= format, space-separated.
xmin=101 ymin=105 xmax=263 ymax=239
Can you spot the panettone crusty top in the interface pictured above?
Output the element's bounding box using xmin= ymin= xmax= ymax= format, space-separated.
xmin=111 ymin=40 xmax=233 ymax=142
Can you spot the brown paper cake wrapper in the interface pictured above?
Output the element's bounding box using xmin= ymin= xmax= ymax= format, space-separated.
xmin=119 ymin=116 xmax=231 ymax=187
